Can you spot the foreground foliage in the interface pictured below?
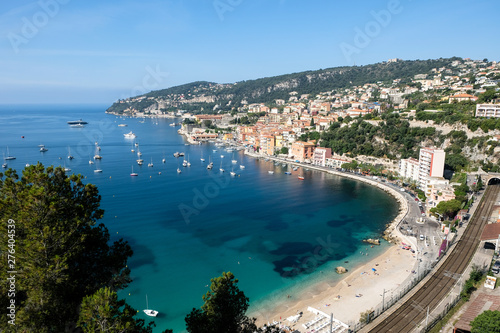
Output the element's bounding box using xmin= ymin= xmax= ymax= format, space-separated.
xmin=0 ymin=164 xmax=151 ymax=332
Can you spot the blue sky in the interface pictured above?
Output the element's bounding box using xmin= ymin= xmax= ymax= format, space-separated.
xmin=1 ymin=0 xmax=499 ymax=104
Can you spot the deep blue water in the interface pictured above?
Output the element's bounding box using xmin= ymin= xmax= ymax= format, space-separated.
xmin=0 ymin=104 xmax=398 ymax=332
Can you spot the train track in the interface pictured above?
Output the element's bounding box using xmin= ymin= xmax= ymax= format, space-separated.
xmin=368 ymin=184 xmax=499 ymax=333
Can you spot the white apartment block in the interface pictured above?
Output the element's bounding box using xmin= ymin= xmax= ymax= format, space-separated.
xmin=476 ymin=104 xmax=500 ymax=118
xmin=418 ymin=148 xmax=446 ymax=191
xmin=398 ymin=158 xmax=420 ymax=182
xmin=398 ymin=148 xmax=446 ymax=196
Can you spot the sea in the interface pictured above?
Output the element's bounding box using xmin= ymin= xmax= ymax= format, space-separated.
xmin=0 ymin=104 xmax=399 ymax=332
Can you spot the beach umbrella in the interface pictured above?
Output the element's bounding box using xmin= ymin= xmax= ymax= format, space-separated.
xmin=372 ymin=268 xmax=376 ymax=272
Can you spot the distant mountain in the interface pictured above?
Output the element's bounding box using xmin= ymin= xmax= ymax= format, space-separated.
xmin=106 ymin=57 xmax=463 ymax=114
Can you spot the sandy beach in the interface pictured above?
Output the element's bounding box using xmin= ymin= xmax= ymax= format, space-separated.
xmin=250 ymin=244 xmax=417 ymax=331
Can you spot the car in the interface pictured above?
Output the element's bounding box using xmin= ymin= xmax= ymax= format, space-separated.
xmin=492 ymin=261 xmax=500 ymax=274
xmin=420 ymin=235 xmax=424 ymax=241
xmin=421 ymin=213 xmax=426 ymax=217
xmin=414 ymin=198 xmax=419 ymax=201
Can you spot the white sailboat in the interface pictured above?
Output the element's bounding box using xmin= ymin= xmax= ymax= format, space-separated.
xmin=4 ymin=147 xmax=16 ymax=160
xmin=130 ymin=166 xmax=138 ymax=176
xmin=219 ymin=160 xmax=225 ymax=173
xmin=200 ymin=151 xmax=205 ymax=162
xmin=148 ymin=158 xmax=153 ymax=167
xmin=67 ymin=147 xmax=74 ymax=160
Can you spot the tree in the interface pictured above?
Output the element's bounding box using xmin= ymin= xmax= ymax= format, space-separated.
xmin=470 ymin=310 xmax=500 ymax=333
xmin=185 ymin=272 xmax=257 ymax=333
xmin=310 ymin=117 xmax=315 ymax=127
xmin=0 ymin=164 xmax=133 ymax=332
xmin=78 ymin=287 xmax=155 ymax=333
xmin=431 ymin=199 xmax=463 ymax=219
xmin=280 ymin=147 xmax=289 ymax=155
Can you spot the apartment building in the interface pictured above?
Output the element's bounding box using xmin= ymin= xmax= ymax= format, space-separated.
xmin=476 ymin=104 xmax=500 ymax=118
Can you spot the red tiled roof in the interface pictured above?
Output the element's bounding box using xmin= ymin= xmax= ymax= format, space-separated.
xmin=481 ymin=223 xmax=500 ymax=241
xmin=454 ymin=294 xmax=500 ymax=332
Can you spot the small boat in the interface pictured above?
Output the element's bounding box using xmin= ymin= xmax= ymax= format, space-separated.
xmin=89 ymin=160 xmax=94 ymax=165
xmin=94 ymin=146 xmax=102 ymax=160
xmin=137 ymin=159 xmax=144 ymax=165
xmin=182 ymin=160 xmax=188 ymax=167
xmin=2 ymin=162 xmax=7 ymax=169
xmin=25 ymin=163 xmax=30 ymax=167
xmin=179 ymin=152 xmax=185 ymax=157
xmin=162 ymin=158 xmax=166 ymax=163
xmin=284 ymin=171 xmax=291 ymax=175
xmin=148 ymin=158 xmax=153 ymax=167
xmin=231 ymin=160 xmax=237 ymax=164
xmin=230 ymin=171 xmax=236 ymax=177
xmin=298 ymin=176 xmax=304 ymax=180
xmin=220 ymin=168 xmax=225 ymax=172
xmin=143 ymin=295 xmax=158 ymax=317
xmin=177 ymin=168 xmax=182 ymax=174
xmin=130 ymin=166 xmax=138 ymax=176
xmin=67 ymin=119 xmax=88 ymax=125
xmin=173 ymin=152 xmax=180 ymax=158
xmin=239 ymin=165 xmax=245 ymax=169
xmin=268 ymin=170 xmax=274 ymax=174
xmin=94 ymin=168 xmax=103 ymax=173
xmin=124 ymin=131 xmax=136 ymax=139
xmin=118 ymin=124 xmax=127 ymax=127
xmin=40 ymin=146 xmax=48 ymax=152
xmin=67 ymin=147 xmax=74 ymax=160
xmin=5 ymin=147 xmax=16 ymax=160
xmin=220 ymin=155 xmax=224 ymax=158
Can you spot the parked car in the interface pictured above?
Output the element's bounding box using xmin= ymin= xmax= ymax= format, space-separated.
xmin=492 ymin=260 xmax=500 ymax=274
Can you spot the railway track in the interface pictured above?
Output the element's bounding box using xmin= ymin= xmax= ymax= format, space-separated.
xmin=368 ymin=184 xmax=499 ymax=333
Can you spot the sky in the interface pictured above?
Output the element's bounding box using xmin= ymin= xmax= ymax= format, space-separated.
xmin=0 ymin=0 xmax=499 ymax=104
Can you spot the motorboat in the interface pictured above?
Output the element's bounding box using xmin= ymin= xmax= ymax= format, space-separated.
xmin=67 ymin=119 xmax=88 ymax=125
xmin=124 ymin=131 xmax=136 ymax=139
xmin=40 ymin=146 xmax=48 ymax=152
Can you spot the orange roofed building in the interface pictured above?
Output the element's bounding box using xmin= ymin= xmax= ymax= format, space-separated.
xmin=290 ymin=141 xmax=316 ymax=162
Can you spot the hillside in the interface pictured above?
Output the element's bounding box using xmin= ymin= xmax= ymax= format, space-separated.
xmin=106 ymin=57 xmax=462 ymax=114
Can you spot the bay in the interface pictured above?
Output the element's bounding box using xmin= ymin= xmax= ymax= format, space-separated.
xmin=0 ymin=104 xmax=399 ymax=332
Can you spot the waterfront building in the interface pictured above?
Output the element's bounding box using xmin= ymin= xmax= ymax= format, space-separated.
xmin=418 ymin=147 xmax=446 ymax=191
xmin=312 ymin=147 xmax=332 ymax=167
xmin=398 ymin=157 xmax=420 ymax=183
xmin=290 ymin=141 xmax=316 ymax=162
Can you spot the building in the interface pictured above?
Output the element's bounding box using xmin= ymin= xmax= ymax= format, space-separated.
xmin=418 ymin=148 xmax=446 ymax=191
xmin=448 ymin=93 xmax=477 ymax=103
xmin=476 ymin=104 xmax=500 ymax=118
xmin=260 ymin=134 xmax=275 ymax=156
xmin=290 ymin=141 xmax=316 ymax=162
xmin=426 ymin=182 xmax=456 ymax=211
xmin=312 ymin=147 xmax=332 ymax=167
xmin=399 ymin=157 xmax=420 ymax=182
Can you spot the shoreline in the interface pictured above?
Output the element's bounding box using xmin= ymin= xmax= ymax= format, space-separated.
xmin=172 ymin=127 xmax=418 ymax=330
xmin=241 ymin=152 xmax=417 ymax=330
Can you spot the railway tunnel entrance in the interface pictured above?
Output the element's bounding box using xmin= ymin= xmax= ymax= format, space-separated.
xmin=488 ymin=177 xmax=500 ymax=185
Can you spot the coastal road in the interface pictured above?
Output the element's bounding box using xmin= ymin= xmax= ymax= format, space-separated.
xmin=366 ymin=183 xmax=500 ymax=333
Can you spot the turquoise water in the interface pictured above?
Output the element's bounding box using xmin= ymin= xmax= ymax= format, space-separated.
xmin=0 ymin=104 xmax=399 ymax=332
